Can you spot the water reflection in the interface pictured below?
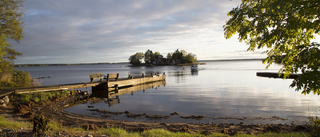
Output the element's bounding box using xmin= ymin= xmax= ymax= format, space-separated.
xmin=91 ymin=81 xmax=166 ymax=107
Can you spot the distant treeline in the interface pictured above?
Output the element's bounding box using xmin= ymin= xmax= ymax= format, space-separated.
xmin=14 ymin=62 xmax=127 ymax=67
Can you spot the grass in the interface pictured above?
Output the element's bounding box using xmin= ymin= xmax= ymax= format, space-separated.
xmin=0 ymin=115 xmax=32 ymax=130
xmin=0 ymin=115 xmax=311 ymax=136
xmin=14 ymin=90 xmax=70 ymax=103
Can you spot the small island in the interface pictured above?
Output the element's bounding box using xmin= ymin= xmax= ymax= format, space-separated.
xmin=129 ymin=49 xmax=198 ymax=66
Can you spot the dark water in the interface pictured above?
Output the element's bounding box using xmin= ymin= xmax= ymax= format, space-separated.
xmin=17 ymin=60 xmax=320 ymax=124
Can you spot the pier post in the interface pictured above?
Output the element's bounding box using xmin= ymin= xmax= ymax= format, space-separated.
xmin=114 ymin=84 xmax=119 ymax=92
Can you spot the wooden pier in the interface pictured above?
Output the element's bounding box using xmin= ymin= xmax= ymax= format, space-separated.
xmin=256 ymin=72 xmax=300 ymax=79
xmin=0 ymin=73 xmax=166 ymax=96
xmin=92 ymin=80 xmax=166 ymax=106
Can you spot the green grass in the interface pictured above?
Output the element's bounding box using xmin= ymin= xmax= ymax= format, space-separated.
xmin=0 ymin=115 xmax=32 ymax=129
xmin=14 ymin=90 xmax=70 ymax=104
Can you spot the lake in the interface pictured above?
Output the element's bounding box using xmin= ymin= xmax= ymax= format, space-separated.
xmin=17 ymin=60 xmax=320 ymax=125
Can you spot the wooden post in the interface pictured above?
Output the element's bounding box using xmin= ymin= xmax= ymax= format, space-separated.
xmin=142 ymin=73 xmax=145 ymax=78
xmin=116 ymin=73 xmax=119 ymax=81
xmin=114 ymin=84 xmax=118 ymax=92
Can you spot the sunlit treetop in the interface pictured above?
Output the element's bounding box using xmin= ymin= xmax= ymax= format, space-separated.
xmin=224 ymin=0 xmax=320 ymax=95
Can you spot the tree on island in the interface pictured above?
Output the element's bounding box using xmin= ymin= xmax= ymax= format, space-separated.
xmin=128 ymin=49 xmax=197 ymax=66
xmin=144 ymin=49 xmax=154 ymax=64
xmin=224 ymin=0 xmax=320 ymax=95
xmin=0 ymin=0 xmax=31 ymax=88
xmin=171 ymin=49 xmax=196 ymax=64
xmin=129 ymin=52 xmax=144 ymax=66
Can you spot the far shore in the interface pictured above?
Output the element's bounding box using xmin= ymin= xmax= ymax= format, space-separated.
xmin=15 ymin=58 xmax=264 ymax=67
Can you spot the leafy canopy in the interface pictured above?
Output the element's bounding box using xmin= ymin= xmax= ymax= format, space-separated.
xmin=224 ymin=0 xmax=320 ymax=94
xmin=0 ymin=0 xmax=24 ymax=71
xmin=0 ymin=0 xmax=31 ymax=88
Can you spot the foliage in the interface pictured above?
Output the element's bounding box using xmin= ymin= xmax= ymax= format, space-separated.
xmin=129 ymin=52 xmax=144 ymax=66
xmin=0 ymin=0 xmax=30 ymax=89
xmin=224 ymin=0 xmax=320 ymax=94
xmin=170 ymin=49 xmax=196 ymax=64
xmin=144 ymin=49 xmax=154 ymax=64
xmin=129 ymin=49 xmax=197 ymax=66
xmin=0 ymin=0 xmax=24 ymax=72
xmin=11 ymin=70 xmax=31 ymax=87
xmin=309 ymin=117 xmax=320 ymax=137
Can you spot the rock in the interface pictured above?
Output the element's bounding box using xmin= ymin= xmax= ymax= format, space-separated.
xmin=85 ymin=135 xmax=93 ymax=137
xmin=170 ymin=112 xmax=179 ymax=115
xmin=3 ymin=96 xmax=9 ymax=103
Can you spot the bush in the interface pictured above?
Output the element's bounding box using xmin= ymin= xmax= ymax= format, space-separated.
xmin=309 ymin=117 xmax=320 ymax=137
xmin=11 ymin=70 xmax=31 ymax=88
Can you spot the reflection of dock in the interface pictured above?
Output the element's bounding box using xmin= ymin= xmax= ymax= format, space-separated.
xmin=91 ymin=80 xmax=166 ymax=106
xmin=92 ymin=80 xmax=166 ymax=98
xmin=2 ymin=73 xmax=165 ymax=96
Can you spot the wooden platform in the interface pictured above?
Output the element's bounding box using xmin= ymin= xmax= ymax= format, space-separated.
xmin=256 ymin=72 xmax=300 ymax=79
xmin=0 ymin=73 xmax=166 ymax=97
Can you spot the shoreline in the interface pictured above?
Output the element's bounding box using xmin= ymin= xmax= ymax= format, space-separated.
xmin=9 ymin=93 xmax=311 ymax=135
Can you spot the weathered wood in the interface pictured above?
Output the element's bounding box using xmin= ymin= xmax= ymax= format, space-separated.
xmin=107 ymin=75 xmax=166 ymax=88
xmin=89 ymin=73 xmax=104 ymax=82
xmin=106 ymin=73 xmax=119 ymax=81
xmin=91 ymin=80 xmax=166 ymax=99
xmin=256 ymin=72 xmax=300 ymax=79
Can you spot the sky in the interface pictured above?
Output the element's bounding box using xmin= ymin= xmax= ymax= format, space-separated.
xmin=13 ymin=0 xmax=267 ymax=64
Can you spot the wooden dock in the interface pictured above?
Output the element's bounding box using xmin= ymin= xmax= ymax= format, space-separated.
xmin=256 ymin=72 xmax=300 ymax=79
xmin=92 ymin=80 xmax=166 ymax=106
xmin=0 ymin=73 xmax=166 ymax=96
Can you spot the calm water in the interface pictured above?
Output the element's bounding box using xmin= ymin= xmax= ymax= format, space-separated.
xmin=17 ymin=60 xmax=320 ymax=124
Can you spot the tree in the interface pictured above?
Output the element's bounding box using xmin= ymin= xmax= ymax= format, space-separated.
xmin=0 ymin=0 xmax=30 ymax=88
xmin=224 ymin=0 xmax=320 ymax=94
xmin=185 ymin=53 xmax=197 ymax=64
xmin=171 ymin=49 xmax=196 ymax=64
xmin=129 ymin=52 xmax=144 ymax=66
xmin=144 ymin=49 xmax=154 ymax=64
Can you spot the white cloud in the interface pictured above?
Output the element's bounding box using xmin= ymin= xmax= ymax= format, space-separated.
xmin=13 ymin=0 xmax=252 ymax=64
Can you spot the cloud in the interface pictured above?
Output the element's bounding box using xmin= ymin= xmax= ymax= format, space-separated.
xmin=14 ymin=0 xmax=247 ymax=64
